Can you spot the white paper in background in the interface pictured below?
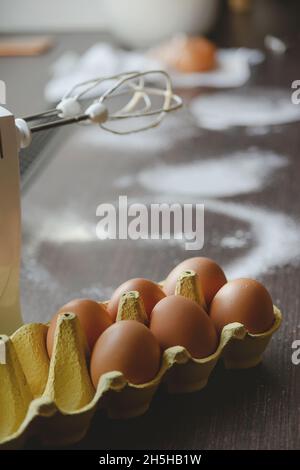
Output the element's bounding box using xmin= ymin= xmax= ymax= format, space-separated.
xmin=45 ymin=42 xmax=264 ymax=102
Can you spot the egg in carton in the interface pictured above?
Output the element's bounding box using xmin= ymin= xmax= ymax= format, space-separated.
xmin=0 ymin=270 xmax=281 ymax=449
xmin=221 ymin=304 xmax=282 ymax=369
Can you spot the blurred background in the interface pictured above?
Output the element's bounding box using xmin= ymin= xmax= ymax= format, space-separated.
xmin=1 ymin=0 xmax=299 ymax=38
xmin=1 ymin=0 xmax=300 ymax=117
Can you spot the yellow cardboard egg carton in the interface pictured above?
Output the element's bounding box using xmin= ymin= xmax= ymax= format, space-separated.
xmin=0 ymin=271 xmax=282 ymax=449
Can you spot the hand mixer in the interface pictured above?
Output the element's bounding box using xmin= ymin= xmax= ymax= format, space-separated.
xmin=0 ymin=70 xmax=182 ymax=335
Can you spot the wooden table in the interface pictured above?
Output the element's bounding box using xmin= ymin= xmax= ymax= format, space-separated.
xmin=1 ymin=0 xmax=299 ymax=450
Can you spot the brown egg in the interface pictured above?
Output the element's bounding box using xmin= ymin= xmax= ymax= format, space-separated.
xmin=174 ymin=36 xmax=216 ymax=73
xmin=150 ymin=295 xmax=218 ymax=358
xmin=209 ymin=278 xmax=275 ymax=335
xmin=153 ymin=36 xmax=216 ymax=73
xmin=164 ymin=257 xmax=227 ymax=306
xmin=90 ymin=320 xmax=161 ymax=387
xmin=107 ymin=278 xmax=166 ymax=321
xmin=46 ymin=299 xmax=113 ymax=357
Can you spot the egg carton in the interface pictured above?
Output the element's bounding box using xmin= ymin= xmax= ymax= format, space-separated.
xmin=0 ymin=271 xmax=282 ymax=449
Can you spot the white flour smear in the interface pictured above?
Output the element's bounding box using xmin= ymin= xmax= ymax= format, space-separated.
xmin=122 ymin=150 xmax=287 ymax=197
xmin=21 ymin=195 xmax=300 ymax=295
xmin=206 ymin=199 xmax=300 ymax=278
xmin=23 ymin=208 xmax=95 ymax=245
xmin=219 ymin=230 xmax=252 ymax=249
xmin=190 ymin=88 xmax=300 ymax=129
xmin=21 ymin=222 xmax=113 ymax=320
xmin=122 ymin=195 xmax=300 ymax=278
xmin=245 ymin=126 xmax=271 ymax=136
xmin=21 ymin=254 xmax=60 ymax=293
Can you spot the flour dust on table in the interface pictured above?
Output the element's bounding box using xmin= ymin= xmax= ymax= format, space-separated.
xmin=117 ymin=194 xmax=300 ymax=280
xmin=118 ymin=149 xmax=287 ymax=197
xmin=206 ymin=200 xmax=300 ymax=279
xmin=190 ymin=87 xmax=300 ymax=129
xmin=115 ymin=139 xmax=300 ymax=279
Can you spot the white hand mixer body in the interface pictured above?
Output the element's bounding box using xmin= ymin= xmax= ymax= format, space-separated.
xmin=0 ymin=70 xmax=182 ymax=334
xmin=0 ymin=106 xmax=23 ymax=335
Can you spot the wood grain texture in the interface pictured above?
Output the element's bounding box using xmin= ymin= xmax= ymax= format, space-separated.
xmin=1 ymin=0 xmax=299 ymax=450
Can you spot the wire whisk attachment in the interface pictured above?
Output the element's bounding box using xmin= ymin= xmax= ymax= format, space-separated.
xmin=17 ymin=70 xmax=182 ymax=147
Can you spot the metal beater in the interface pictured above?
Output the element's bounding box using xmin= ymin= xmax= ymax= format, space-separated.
xmin=0 ymin=70 xmax=182 ymax=335
xmin=16 ymin=70 xmax=182 ymax=147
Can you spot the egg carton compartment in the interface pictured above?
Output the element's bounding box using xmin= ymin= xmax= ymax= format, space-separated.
xmin=0 ymin=271 xmax=282 ymax=449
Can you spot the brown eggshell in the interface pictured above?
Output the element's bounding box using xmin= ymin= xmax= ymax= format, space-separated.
xmin=107 ymin=278 xmax=166 ymax=321
xmin=153 ymin=36 xmax=216 ymax=73
xmin=46 ymin=299 xmax=113 ymax=357
xmin=209 ymin=278 xmax=275 ymax=335
xmin=164 ymin=257 xmax=227 ymax=306
xmin=90 ymin=320 xmax=161 ymax=387
xmin=175 ymin=36 xmax=216 ymax=73
xmin=150 ymin=295 xmax=218 ymax=358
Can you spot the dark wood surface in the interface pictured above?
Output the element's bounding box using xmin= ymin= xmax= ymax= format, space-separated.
xmin=1 ymin=0 xmax=300 ymax=450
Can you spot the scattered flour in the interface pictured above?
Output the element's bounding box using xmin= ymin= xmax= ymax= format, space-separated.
xmin=122 ymin=149 xmax=287 ymax=197
xmin=190 ymin=88 xmax=300 ymax=129
xmin=206 ymin=199 xmax=300 ymax=278
xmin=20 ymin=199 xmax=300 ymax=299
xmin=21 ymin=255 xmax=60 ymax=292
xmin=245 ymin=126 xmax=272 ymax=136
xmin=122 ymin=195 xmax=300 ymax=279
xmin=219 ymin=230 xmax=252 ymax=249
xmin=45 ymin=44 xmax=264 ymax=102
xmin=22 ymin=208 xmax=95 ymax=245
